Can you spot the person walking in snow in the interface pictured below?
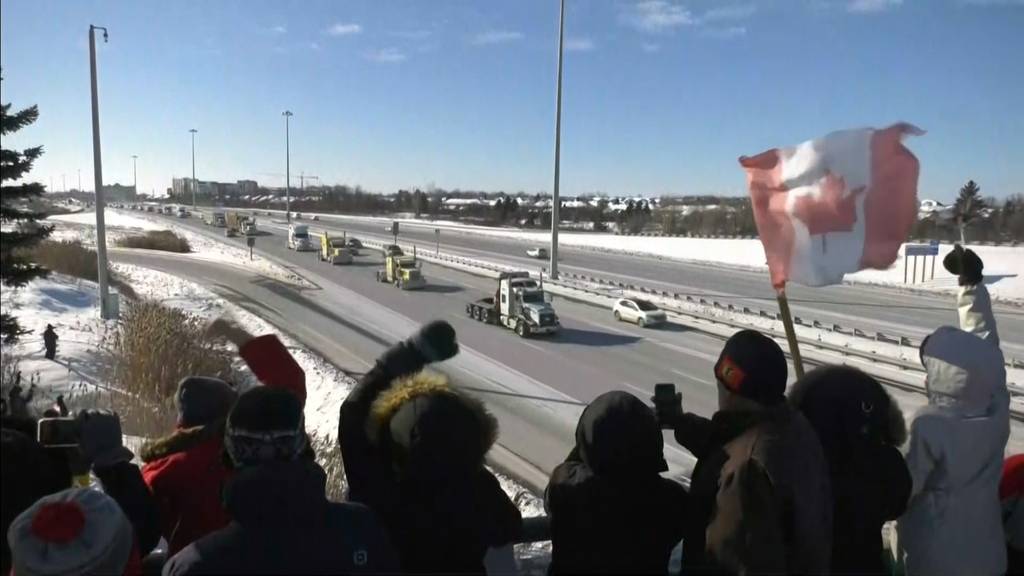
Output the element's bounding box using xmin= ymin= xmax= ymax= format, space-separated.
xmin=42 ymin=324 xmax=58 ymax=361
xmin=164 ymin=386 xmax=397 ymax=575
xmin=896 ymin=246 xmax=1010 ymax=576
xmin=789 ymin=365 xmax=912 ymax=575
xmin=659 ymin=329 xmax=833 ymax=574
xmin=339 ymin=320 xmax=523 ymax=574
xmin=545 ymin=390 xmax=688 ymax=575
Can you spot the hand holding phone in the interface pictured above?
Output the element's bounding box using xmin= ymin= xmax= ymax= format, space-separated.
xmin=652 ymin=383 xmax=683 ymax=430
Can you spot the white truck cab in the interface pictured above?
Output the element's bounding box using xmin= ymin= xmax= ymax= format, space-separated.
xmin=288 ymin=224 xmax=314 ymax=251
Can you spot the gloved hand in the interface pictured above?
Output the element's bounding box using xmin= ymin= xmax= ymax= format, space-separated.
xmin=77 ymin=410 xmax=134 ymax=469
xmin=942 ymin=244 xmax=983 ymax=286
xmin=409 ymin=320 xmax=459 ymax=363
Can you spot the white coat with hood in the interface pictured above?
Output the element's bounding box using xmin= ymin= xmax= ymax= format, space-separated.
xmin=896 ymin=323 xmax=1009 ymax=576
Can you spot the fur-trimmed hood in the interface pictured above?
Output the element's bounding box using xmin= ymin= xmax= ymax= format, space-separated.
xmin=140 ymin=419 xmax=225 ymax=464
xmin=369 ymin=371 xmax=497 ymax=478
xmin=789 ymin=365 xmax=906 ymax=472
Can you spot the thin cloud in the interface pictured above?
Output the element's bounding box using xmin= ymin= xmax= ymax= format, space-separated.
xmin=847 ymin=0 xmax=903 ymax=13
xmin=472 ymin=30 xmax=524 ymax=45
xmin=565 ymin=37 xmax=595 ymax=52
xmin=309 ymin=42 xmax=322 ymax=51
xmin=391 ymin=29 xmax=433 ymax=40
xmin=365 ymin=47 xmax=406 ymax=63
xmin=700 ymin=26 xmax=747 ymax=38
xmin=270 ymin=25 xmax=287 ymax=35
xmin=700 ymin=4 xmax=757 ymax=22
xmin=327 ymin=22 xmax=362 ymax=36
xmin=641 ymin=42 xmax=660 ymax=53
xmin=622 ymin=1 xmax=694 ymax=33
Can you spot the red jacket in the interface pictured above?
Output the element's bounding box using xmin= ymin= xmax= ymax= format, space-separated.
xmin=140 ymin=425 xmax=232 ymax=556
xmin=140 ymin=334 xmax=305 ymax=556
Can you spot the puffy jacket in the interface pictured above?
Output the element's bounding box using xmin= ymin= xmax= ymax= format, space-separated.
xmin=897 ymin=326 xmax=1010 ymax=576
xmin=789 ymin=366 xmax=912 ymax=575
xmin=141 ymin=422 xmax=232 ymax=556
xmin=141 ymin=333 xmax=308 ymax=556
xmin=163 ymin=459 xmax=397 ymax=575
xmin=958 ymin=283 xmax=999 ymax=347
xmin=674 ymin=405 xmax=832 ymax=575
xmin=545 ymin=391 xmax=687 ymax=575
xmin=339 ymin=341 xmax=522 ymax=574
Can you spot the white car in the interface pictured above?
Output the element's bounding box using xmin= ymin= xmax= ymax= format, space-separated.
xmin=526 ymin=247 xmax=549 ymax=259
xmin=613 ymin=298 xmax=667 ymax=328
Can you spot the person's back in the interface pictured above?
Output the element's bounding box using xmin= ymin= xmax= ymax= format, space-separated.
xmin=140 ymin=377 xmax=236 ymax=555
xmin=897 ymin=326 xmax=1009 ymax=576
xmin=546 ymin=391 xmax=687 ymax=575
xmin=789 ymin=366 xmax=911 ymax=575
xmin=165 ymin=387 xmax=396 ymax=575
xmin=665 ymin=330 xmax=832 ymax=575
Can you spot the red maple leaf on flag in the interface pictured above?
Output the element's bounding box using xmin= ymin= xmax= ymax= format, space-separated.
xmin=790 ymin=171 xmax=865 ymax=236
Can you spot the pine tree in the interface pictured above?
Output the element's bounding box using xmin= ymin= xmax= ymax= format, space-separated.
xmin=954 ymin=180 xmax=983 ymax=243
xmin=1 ymin=78 xmax=52 ymax=343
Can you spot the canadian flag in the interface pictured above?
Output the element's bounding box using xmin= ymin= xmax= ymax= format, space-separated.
xmin=739 ymin=123 xmax=924 ymax=290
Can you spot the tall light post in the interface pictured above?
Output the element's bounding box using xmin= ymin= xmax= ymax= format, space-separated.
xmin=549 ymin=0 xmax=565 ymax=279
xmin=283 ymin=110 xmax=293 ymax=223
xmin=89 ymin=24 xmax=112 ymax=319
xmin=62 ymin=174 xmax=66 ymax=193
xmin=77 ymin=169 xmax=81 ymax=191
xmin=131 ymin=155 xmax=138 ymax=196
xmin=189 ymin=129 xmax=198 ymax=209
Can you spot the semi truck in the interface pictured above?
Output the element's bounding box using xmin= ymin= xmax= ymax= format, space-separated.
xmin=204 ymin=211 xmax=227 ymax=227
xmin=465 ymin=271 xmax=560 ymax=337
xmin=319 ymin=231 xmax=353 ymax=265
xmin=225 ymin=212 xmax=256 ymax=237
xmin=376 ymin=249 xmax=426 ymax=290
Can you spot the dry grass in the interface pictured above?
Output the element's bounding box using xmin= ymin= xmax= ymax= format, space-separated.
xmin=310 ymin=432 xmax=347 ymax=502
xmin=29 ymin=240 xmax=138 ymax=300
xmin=116 ymin=230 xmax=191 ymax=253
xmin=105 ymin=299 xmax=235 ymax=434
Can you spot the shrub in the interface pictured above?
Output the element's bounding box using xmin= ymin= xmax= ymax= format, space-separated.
xmin=105 ymin=299 xmax=234 ymax=433
xmin=116 ymin=230 xmax=191 ymax=253
xmin=29 ymin=240 xmax=137 ymax=300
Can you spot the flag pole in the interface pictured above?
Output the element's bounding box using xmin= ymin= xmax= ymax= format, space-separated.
xmin=776 ymin=290 xmax=805 ymax=379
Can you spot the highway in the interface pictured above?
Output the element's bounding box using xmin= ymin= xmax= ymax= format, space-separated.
xmin=303 ymin=212 xmax=1024 ymax=358
xmin=110 ymin=209 xmax=1024 ymax=477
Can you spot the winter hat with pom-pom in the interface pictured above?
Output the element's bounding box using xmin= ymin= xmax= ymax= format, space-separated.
xmin=7 ymin=487 xmax=133 ymax=576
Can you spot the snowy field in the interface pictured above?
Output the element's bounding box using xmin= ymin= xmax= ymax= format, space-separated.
xmin=48 ymin=210 xmax=311 ymax=288
xmin=289 ymin=210 xmax=1024 ymax=302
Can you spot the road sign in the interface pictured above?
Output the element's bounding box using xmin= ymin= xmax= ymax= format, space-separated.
xmin=391 ymin=221 xmax=400 ymax=236
xmin=905 ymin=244 xmax=936 ymax=257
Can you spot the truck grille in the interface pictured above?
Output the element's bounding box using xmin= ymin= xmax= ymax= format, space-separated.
xmin=539 ymin=313 xmax=556 ymax=326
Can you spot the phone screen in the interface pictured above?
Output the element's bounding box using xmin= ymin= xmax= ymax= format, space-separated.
xmin=38 ymin=418 xmax=79 ymax=448
xmin=654 ymin=383 xmax=677 ymax=403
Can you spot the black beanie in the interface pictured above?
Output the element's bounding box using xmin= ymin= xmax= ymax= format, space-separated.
xmin=176 ymin=377 xmax=237 ymax=428
xmin=714 ymin=330 xmax=787 ymax=405
xmin=224 ymin=386 xmax=306 ymax=468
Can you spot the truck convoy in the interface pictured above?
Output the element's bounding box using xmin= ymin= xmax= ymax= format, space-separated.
xmin=320 ymin=232 xmax=353 ymax=265
xmin=466 ymin=271 xmax=560 ymax=337
xmin=376 ymin=246 xmax=426 ymax=290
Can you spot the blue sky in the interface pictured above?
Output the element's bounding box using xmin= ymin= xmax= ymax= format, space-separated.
xmin=1 ymin=0 xmax=1021 ymax=201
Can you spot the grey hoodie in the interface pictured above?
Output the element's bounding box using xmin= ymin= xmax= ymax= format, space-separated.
xmin=897 ymin=325 xmax=1009 ymax=576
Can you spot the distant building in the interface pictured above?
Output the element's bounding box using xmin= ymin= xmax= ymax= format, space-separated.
xmin=101 ymin=183 xmax=136 ymax=202
xmin=172 ymin=178 xmax=260 ymax=199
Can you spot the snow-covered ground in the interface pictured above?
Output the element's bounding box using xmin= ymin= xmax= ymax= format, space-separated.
xmin=292 ymin=210 xmax=1024 ymax=302
xmin=47 ymin=210 xmax=312 ymax=288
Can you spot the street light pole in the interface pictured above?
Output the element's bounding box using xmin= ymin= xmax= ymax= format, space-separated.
xmin=189 ymin=129 xmax=197 ymax=209
xmin=549 ymin=0 xmax=565 ymax=279
xmin=131 ymin=155 xmax=138 ymax=196
xmin=283 ymin=110 xmax=293 ymax=223
xmin=89 ymin=24 xmax=112 ymax=319
xmin=77 ymin=169 xmax=81 ymax=192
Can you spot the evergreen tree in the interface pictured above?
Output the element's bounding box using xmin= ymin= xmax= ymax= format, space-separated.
xmin=1 ymin=79 xmax=52 ymax=342
xmin=954 ymin=180 xmax=983 ymax=243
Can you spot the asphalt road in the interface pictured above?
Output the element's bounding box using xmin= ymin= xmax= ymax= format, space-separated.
xmin=304 ymin=213 xmax=1024 ymax=358
xmin=113 ymin=210 xmax=1024 ymax=472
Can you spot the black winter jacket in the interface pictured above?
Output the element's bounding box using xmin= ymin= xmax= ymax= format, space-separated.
xmin=545 ymin=391 xmax=687 ymax=575
xmin=163 ymin=460 xmax=396 ymax=575
xmin=339 ymin=341 xmax=522 ymax=574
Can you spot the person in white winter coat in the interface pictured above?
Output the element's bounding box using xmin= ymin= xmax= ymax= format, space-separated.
xmin=896 ymin=244 xmax=1010 ymax=576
